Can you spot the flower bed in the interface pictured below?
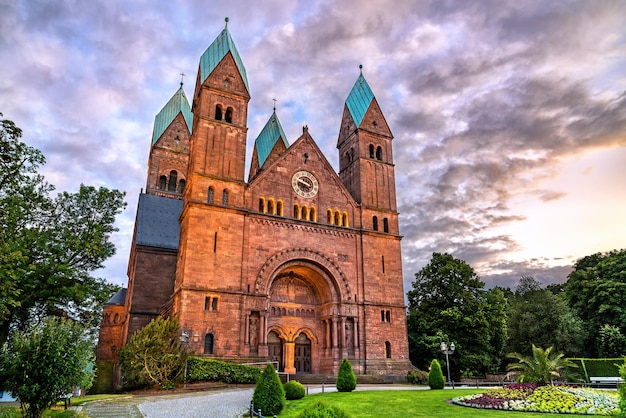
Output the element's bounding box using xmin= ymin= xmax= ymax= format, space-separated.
xmin=453 ymin=383 xmax=618 ymax=415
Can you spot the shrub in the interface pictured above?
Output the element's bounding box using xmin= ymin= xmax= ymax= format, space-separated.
xmin=186 ymin=357 xmax=261 ymax=383
xmin=618 ymin=361 xmax=626 ymax=418
xmin=252 ymin=363 xmax=286 ymax=416
xmin=428 ymin=359 xmax=445 ymax=389
xmin=336 ymin=358 xmax=357 ymax=392
xmin=297 ymin=401 xmax=353 ymax=418
xmin=284 ymin=380 xmax=306 ymax=400
xmin=407 ymin=369 xmax=429 ymax=384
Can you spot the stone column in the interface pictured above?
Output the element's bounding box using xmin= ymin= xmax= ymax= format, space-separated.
xmin=325 ymin=319 xmax=331 ymax=349
xmin=353 ymin=318 xmax=359 ymax=348
xmin=284 ymin=342 xmax=296 ymax=374
xmin=244 ymin=313 xmax=250 ymax=345
xmin=332 ymin=317 xmax=338 ymax=348
xmin=340 ymin=317 xmax=347 ymax=352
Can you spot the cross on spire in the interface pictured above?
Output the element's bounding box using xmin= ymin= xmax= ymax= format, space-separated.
xmin=180 ymin=72 xmax=185 ymax=87
xmin=273 ymin=98 xmax=277 ymax=112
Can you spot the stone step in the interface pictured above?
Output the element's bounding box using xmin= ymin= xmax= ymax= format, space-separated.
xmin=81 ymin=397 xmax=143 ymax=418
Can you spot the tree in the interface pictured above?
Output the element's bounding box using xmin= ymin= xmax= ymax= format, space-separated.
xmin=506 ymin=277 xmax=583 ymax=356
xmin=564 ymin=249 xmax=626 ymax=357
xmin=252 ymin=363 xmax=286 ymax=416
xmin=118 ymin=317 xmax=190 ymax=389
xmin=597 ymin=324 xmax=626 ymax=357
xmin=0 ymin=317 xmax=94 ymax=418
xmin=336 ymin=358 xmax=357 ymax=392
xmin=407 ymin=253 xmax=507 ymax=376
xmin=506 ymin=344 xmax=577 ymax=385
xmin=0 ymin=114 xmax=125 ymax=343
xmin=428 ymin=359 xmax=445 ymax=389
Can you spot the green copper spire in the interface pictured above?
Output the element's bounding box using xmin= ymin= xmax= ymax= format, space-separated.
xmin=198 ymin=18 xmax=249 ymax=93
xmin=254 ymin=110 xmax=289 ymax=168
xmin=152 ymin=87 xmax=192 ymax=145
xmin=345 ymin=65 xmax=375 ymax=127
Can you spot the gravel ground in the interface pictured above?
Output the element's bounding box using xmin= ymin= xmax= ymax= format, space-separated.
xmin=137 ymin=388 xmax=254 ymax=418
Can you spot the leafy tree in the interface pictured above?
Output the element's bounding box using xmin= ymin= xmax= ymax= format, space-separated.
xmin=597 ymin=324 xmax=626 ymax=357
xmin=118 ymin=317 xmax=190 ymax=389
xmin=564 ymin=249 xmax=626 ymax=357
xmin=0 ymin=114 xmax=125 ymax=343
xmin=336 ymin=358 xmax=357 ymax=392
xmin=0 ymin=317 xmax=94 ymax=418
xmin=407 ymin=253 xmax=507 ymax=376
xmin=252 ymin=363 xmax=286 ymax=416
xmin=507 ymin=277 xmax=583 ymax=356
xmin=428 ymin=359 xmax=445 ymax=389
xmin=506 ymin=344 xmax=577 ymax=385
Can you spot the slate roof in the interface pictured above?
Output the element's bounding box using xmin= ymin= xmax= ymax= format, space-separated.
xmin=254 ymin=111 xmax=289 ymax=168
xmin=135 ymin=194 xmax=182 ymax=250
xmin=104 ymin=288 xmax=127 ymax=306
xmin=151 ymin=87 xmax=193 ymax=145
xmin=198 ymin=19 xmax=249 ymax=94
xmin=345 ymin=73 xmax=375 ymax=128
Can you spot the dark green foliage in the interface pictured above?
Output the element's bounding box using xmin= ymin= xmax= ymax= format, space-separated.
xmin=284 ymin=380 xmax=306 ymax=400
xmin=407 ymin=369 xmax=429 ymax=384
xmin=598 ymin=324 xmax=626 ymax=357
xmin=0 ymin=317 xmax=94 ymax=418
xmin=297 ymin=401 xmax=353 ymax=418
xmin=91 ymin=361 xmax=115 ymax=394
xmin=0 ymin=114 xmax=126 ymax=344
xmin=118 ymin=317 xmax=190 ymax=389
xmin=407 ymin=253 xmax=507 ymax=376
xmin=428 ymin=359 xmax=445 ymax=389
xmin=507 ymin=277 xmax=584 ymax=357
xmin=336 ymin=358 xmax=357 ymax=392
xmin=567 ymin=357 xmax=625 ymax=381
xmin=252 ymin=363 xmax=286 ymax=416
xmin=186 ymin=357 xmax=261 ymax=383
xmin=618 ymin=361 xmax=626 ymax=418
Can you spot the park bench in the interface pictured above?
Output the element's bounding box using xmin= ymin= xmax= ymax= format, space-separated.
xmin=59 ymin=393 xmax=73 ymax=409
xmin=589 ymin=376 xmax=623 ymax=388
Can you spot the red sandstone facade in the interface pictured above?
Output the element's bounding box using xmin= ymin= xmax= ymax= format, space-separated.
xmin=96 ymin=22 xmax=411 ymax=387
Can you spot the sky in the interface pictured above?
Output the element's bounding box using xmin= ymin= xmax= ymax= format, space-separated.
xmin=1 ymin=0 xmax=625 ymax=293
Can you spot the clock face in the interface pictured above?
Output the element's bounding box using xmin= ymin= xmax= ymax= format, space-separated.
xmin=292 ymin=171 xmax=319 ymax=198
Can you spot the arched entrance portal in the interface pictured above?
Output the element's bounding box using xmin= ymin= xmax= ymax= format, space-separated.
xmin=267 ymin=331 xmax=282 ymax=370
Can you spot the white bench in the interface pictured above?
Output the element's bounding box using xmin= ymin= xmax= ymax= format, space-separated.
xmin=589 ymin=377 xmax=623 ymax=387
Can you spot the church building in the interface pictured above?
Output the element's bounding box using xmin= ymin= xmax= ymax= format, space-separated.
xmin=96 ymin=19 xmax=411 ymax=387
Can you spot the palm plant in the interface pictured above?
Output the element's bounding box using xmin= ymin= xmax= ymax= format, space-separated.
xmin=506 ymin=344 xmax=577 ymax=385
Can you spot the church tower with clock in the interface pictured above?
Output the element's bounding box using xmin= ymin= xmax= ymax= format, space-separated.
xmin=97 ymin=19 xmax=411 ymax=387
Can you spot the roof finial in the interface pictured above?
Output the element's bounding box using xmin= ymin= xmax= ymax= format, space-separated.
xmin=273 ymin=98 xmax=277 ymax=112
xmin=225 ymin=17 xmax=229 ymax=28
xmin=180 ymin=72 xmax=185 ymax=88
xmin=359 ymin=64 xmax=363 ymax=75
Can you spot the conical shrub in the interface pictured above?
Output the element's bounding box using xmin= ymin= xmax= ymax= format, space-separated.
xmin=252 ymin=363 xmax=286 ymax=415
xmin=428 ymin=359 xmax=445 ymax=389
xmin=336 ymin=358 xmax=357 ymax=392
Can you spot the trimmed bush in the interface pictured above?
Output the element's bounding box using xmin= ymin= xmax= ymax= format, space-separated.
xmin=407 ymin=369 xmax=429 ymax=384
xmin=284 ymin=380 xmax=306 ymax=400
xmin=297 ymin=401 xmax=353 ymax=418
xmin=618 ymin=361 xmax=626 ymax=418
xmin=428 ymin=359 xmax=445 ymax=389
xmin=336 ymin=358 xmax=357 ymax=392
xmin=252 ymin=363 xmax=286 ymax=416
xmin=186 ymin=357 xmax=261 ymax=383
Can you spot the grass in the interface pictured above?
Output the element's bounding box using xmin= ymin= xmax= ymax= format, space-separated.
xmin=279 ymin=389 xmax=566 ymax=417
xmin=0 ymin=394 xmax=126 ymax=418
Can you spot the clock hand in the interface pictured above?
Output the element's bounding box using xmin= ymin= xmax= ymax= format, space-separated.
xmin=298 ymin=179 xmax=310 ymax=187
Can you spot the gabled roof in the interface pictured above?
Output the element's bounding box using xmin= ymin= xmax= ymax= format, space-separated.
xmin=198 ymin=19 xmax=249 ymax=94
xmin=135 ymin=194 xmax=183 ymax=250
xmin=254 ymin=111 xmax=289 ymax=168
xmin=345 ymin=73 xmax=375 ymax=128
xmin=151 ymin=87 xmax=192 ymax=145
xmin=104 ymin=288 xmax=127 ymax=306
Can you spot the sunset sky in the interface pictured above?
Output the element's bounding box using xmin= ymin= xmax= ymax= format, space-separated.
xmin=1 ymin=0 xmax=625 ymax=292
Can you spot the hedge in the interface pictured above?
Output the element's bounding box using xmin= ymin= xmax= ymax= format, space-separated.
xmin=186 ymin=357 xmax=262 ymax=384
xmin=566 ymin=358 xmax=626 ymax=382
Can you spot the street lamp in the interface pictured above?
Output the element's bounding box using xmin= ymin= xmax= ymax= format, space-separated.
xmin=440 ymin=341 xmax=455 ymax=388
xmin=180 ymin=330 xmax=190 ymax=387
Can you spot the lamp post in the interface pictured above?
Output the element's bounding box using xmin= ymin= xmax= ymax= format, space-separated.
xmin=180 ymin=330 xmax=190 ymax=387
xmin=440 ymin=341 xmax=455 ymax=388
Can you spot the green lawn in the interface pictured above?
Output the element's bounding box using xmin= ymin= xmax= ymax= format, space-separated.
xmin=279 ymin=389 xmax=564 ymax=417
xmin=0 ymin=394 xmax=126 ymax=418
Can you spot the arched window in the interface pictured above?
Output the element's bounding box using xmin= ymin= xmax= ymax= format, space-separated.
xmin=381 ymin=310 xmax=385 ymax=322
xmin=268 ymin=198 xmax=275 ymax=215
xmin=302 ymin=205 xmax=309 ymax=221
xmin=207 ymin=187 xmax=214 ymax=204
xmin=327 ymin=209 xmax=333 ymax=224
xmin=204 ymin=333 xmax=214 ymax=355
xmin=225 ymin=107 xmax=233 ymax=123
xmin=277 ymin=200 xmax=284 ymax=216
xmin=373 ymin=216 xmax=379 ymax=231
xmin=310 ymin=206 xmax=317 ymax=222
xmin=222 ymin=189 xmax=229 ymax=206
xmin=376 ymin=146 xmax=383 ymax=161
xmin=177 ymin=179 xmax=186 ymax=193
xmin=159 ymin=175 xmax=167 ymax=190
xmin=369 ymin=144 xmax=375 ymax=158
xmin=385 ymin=341 xmax=391 ymax=359
xmin=293 ymin=203 xmax=301 ymax=219
xmin=334 ymin=210 xmax=341 ymax=226
xmin=215 ymin=105 xmax=223 ymax=120
xmin=168 ymin=170 xmax=177 ymax=191
xmin=259 ymin=197 xmax=266 ymax=213
xmin=342 ymin=212 xmax=349 ymax=227
xmin=386 ymin=310 xmax=391 ymax=322
xmin=113 ymin=313 xmax=119 ymax=324
xmin=383 ymin=218 xmax=389 ymax=233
